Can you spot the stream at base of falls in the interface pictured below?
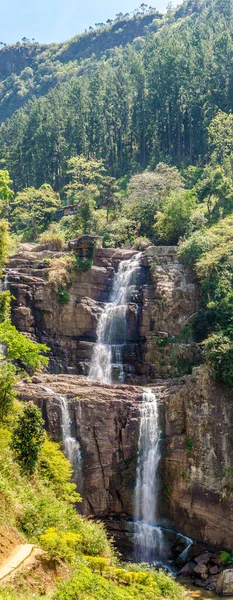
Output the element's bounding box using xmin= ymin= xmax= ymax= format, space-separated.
xmin=182 ymin=583 xmax=233 ymax=599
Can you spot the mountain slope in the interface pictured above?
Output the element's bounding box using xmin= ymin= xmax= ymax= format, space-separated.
xmin=0 ymin=0 xmax=232 ymax=191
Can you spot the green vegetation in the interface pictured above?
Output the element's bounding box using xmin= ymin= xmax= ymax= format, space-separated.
xmin=58 ymin=289 xmax=70 ymax=304
xmin=53 ymin=562 xmax=186 ymax=600
xmin=10 ymin=184 xmax=61 ymax=241
xmin=186 ymin=437 xmax=193 ymax=453
xmin=0 ymin=321 xmax=48 ymax=374
xmin=1 ymin=0 xmax=233 ymax=596
xmin=0 ymin=220 xmax=10 ymax=275
xmin=220 ymin=551 xmax=233 ymax=566
xmin=11 ymin=403 xmax=45 ymax=474
xmin=76 ymin=257 xmax=93 ymax=271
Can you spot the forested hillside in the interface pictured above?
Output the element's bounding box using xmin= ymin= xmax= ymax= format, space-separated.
xmin=0 ymin=0 xmax=233 ymax=389
xmin=0 ymin=0 xmax=232 ymax=189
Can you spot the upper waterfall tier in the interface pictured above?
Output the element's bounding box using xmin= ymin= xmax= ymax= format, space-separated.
xmin=89 ymin=252 xmax=142 ymax=384
xmin=6 ymin=240 xmax=200 ymax=381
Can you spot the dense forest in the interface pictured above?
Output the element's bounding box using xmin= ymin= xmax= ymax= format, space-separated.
xmin=0 ymin=0 xmax=233 ymax=385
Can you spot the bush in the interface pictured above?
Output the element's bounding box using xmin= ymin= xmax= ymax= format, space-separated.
xmin=132 ymin=237 xmax=152 ymax=250
xmin=178 ymin=229 xmax=215 ymax=268
xmin=0 ymin=362 xmax=16 ymax=421
xmin=102 ymin=216 xmax=137 ymax=248
xmin=39 ymin=438 xmax=81 ymax=503
xmin=40 ymin=527 xmax=82 ymax=562
xmin=221 ymin=550 xmax=233 ymax=566
xmin=155 ymin=190 xmax=197 ymax=245
xmin=58 ymin=289 xmax=70 ymax=304
xmin=39 ymin=229 xmax=65 ymax=250
xmin=85 ymin=556 xmax=109 ymax=575
xmin=11 ymin=402 xmax=45 ymax=475
xmin=48 ymin=255 xmax=76 ymax=293
xmin=0 ymin=321 xmax=49 ymax=373
xmin=0 ymin=290 xmax=11 ymax=322
xmin=203 ymin=331 xmax=233 ymax=386
xmin=0 ymin=220 xmax=10 ymax=276
xmin=54 ymin=562 xmax=186 ymax=600
xmin=76 ymin=257 xmax=93 ymax=271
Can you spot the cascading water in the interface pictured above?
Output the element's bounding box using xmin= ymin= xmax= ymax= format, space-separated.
xmin=41 ymin=386 xmax=81 ymax=483
xmin=134 ymin=389 xmax=165 ymax=563
xmin=89 ymin=253 xmax=141 ymax=384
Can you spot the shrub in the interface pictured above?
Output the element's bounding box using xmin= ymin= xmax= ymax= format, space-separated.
xmin=39 ymin=229 xmax=65 ymax=250
xmin=0 ymin=321 xmax=49 ymax=373
xmin=54 ymin=562 xmax=186 ymax=600
xmin=48 ymin=255 xmax=76 ymax=293
xmin=0 ymin=290 xmax=11 ymax=322
xmin=102 ymin=216 xmax=137 ymax=248
xmin=11 ymin=402 xmax=45 ymax=475
xmin=39 ymin=438 xmax=81 ymax=503
xmin=186 ymin=437 xmax=193 ymax=453
xmin=0 ymin=220 xmax=10 ymax=276
xmin=40 ymin=527 xmax=82 ymax=562
xmin=132 ymin=237 xmax=152 ymax=250
xmin=221 ymin=550 xmax=233 ymax=566
xmin=203 ymin=331 xmax=233 ymax=386
xmin=58 ymin=289 xmax=70 ymax=304
xmin=76 ymin=257 xmax=93 ymax=271
xmin=79 ymin=519 xmax=112 ymax=558
xmin=155 ymin=190 xmax=197 ymax=244
xmin=0 ymin=362 xmax=16 ymax=421
xmin=178 ymin=229 xmax=215 ymax=268
xmin=85 ymin=556 xmax=109 ymax=575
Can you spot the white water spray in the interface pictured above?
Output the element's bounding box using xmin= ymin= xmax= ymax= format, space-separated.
xmin=134 ymin=389 xmax=164 ymax=563
xmin=89 ymin=253 xmax=141 ymax=384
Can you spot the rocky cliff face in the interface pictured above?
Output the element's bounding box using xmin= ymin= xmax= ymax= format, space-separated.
xmin=16 ymin=368 xmax=233 ymax=552
xmin=7 ymin=239 xmax=200 ymax=382
xmin=16 ymin=374 xmax=143 ymax=518
xmin=11 ymin=239 xmax=233 ymax=554
xmin=162 ymin=367 xmax=233 ymax=551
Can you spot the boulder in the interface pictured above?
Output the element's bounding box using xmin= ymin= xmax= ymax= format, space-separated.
xmin=195 ymin=552 xmax=212 ymax=564
xmin=180 ymin=561 xmax=196 ymax=576
xmin=194 ymin=563 xmax=208 ymax=577
xmin=216 ymin=569 xmax=233 ymax=596
xmin=210 ymin=565 xmax=219 ymax=575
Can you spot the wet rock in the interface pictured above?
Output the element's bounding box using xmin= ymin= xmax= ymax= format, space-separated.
xmin=180 ymin=561 xmax=196 ymax=575
xmin=188 ymin=544 xmax=207 ymax=559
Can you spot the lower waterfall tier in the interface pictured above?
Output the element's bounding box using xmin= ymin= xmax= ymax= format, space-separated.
xmin=16 ymin=368 xmax=233 ymax=552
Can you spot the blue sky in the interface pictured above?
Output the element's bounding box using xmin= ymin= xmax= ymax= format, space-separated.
xmin=0 ymin=0 xmax=169 ymax=45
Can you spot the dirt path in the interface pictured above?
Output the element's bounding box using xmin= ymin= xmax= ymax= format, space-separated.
xmin=0 ymin=543 xmax=35 ymax=581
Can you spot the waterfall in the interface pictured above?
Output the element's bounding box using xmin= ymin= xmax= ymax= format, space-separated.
xmin=134 ymin=389 xmax=164 ymax=563
xmin=41 ymin=386 xmax=81 ymax=483
xmin=89 ymin=253 xmax=141 ymax=384
xmin=59 ymin=393 xmax=82 ymax=481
